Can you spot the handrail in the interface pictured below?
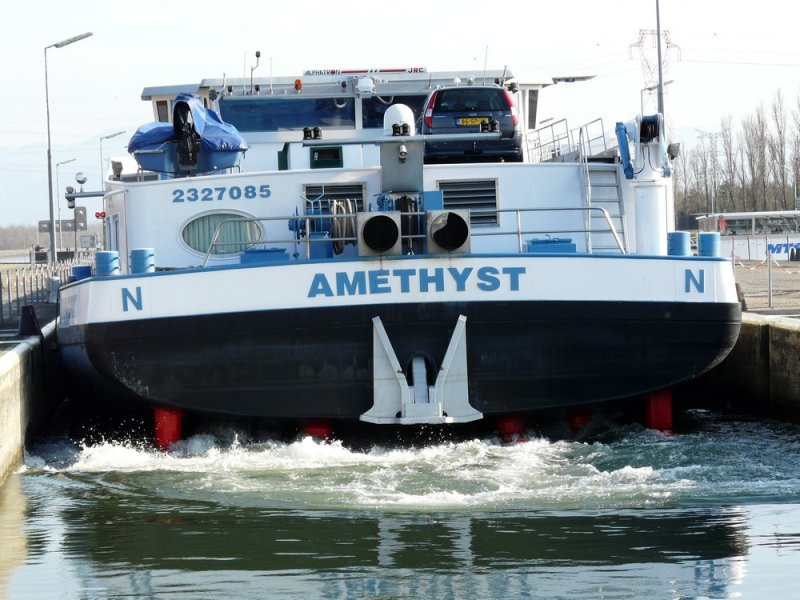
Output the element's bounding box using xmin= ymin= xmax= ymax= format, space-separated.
xmin=201 ymin=205 xmax=626 ymax=266
xmin=527 ymin=118 xmax=572 ymax=162
xmin=492 ymin=207 xmax=625 ymax=254
xmin=577 ymin=126 xmax=592 ymax=252
xmin=578 ymin=118 xmax=607 ymax=158
xmin=202 ymin=214 xmax=324 ymax=267
xmin=527 ymin=117 xmax=608 ymax=164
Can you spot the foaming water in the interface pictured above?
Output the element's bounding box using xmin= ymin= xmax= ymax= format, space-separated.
xmin=22 ymin=410 xmax=800 ymax=511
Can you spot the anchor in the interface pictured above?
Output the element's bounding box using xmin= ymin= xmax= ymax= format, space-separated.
xmin=360 ymin=314 xmax=482 ymax=425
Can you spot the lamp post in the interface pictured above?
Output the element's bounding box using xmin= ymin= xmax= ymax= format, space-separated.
xmin=655 ymin=0 xmax=665 ymax=116
xmin=45 ymin=31 xmax=93 ymax=267
xmin=99 ymin=130 xmax=125 ymax=251
xmin=640 ymin=80 xmax=673 ymax=116
xmin=99 ymin=130 xmax=125 ymax=182
xmin=55 ymin=157 xmax=76 ymax=252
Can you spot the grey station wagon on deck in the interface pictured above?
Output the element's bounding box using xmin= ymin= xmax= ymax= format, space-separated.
xmin=420 ymin=84 xmax=523 ymax=163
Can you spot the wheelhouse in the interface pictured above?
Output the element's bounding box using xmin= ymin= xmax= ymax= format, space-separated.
xmin=141 ymin=68 xmax=548 ymax=151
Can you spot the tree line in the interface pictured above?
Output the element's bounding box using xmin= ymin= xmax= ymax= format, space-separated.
xmin=672 ymin=89 xmax=800 ymax=230
xmin=0 ymin=224 xmax=103 ymax=251
xmin=0 ymin=225 xmax=43 ymax=251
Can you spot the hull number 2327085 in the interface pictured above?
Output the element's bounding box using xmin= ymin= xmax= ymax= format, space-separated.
xmin=172 ymin=185 xmax=271 ymax=203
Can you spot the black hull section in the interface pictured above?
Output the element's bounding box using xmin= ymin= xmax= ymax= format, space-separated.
xmin=59 ymin=301 xmax=741 ymax=419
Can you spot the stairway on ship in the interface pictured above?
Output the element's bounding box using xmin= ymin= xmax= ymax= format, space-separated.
xmin=585 ymin=162 xmax=628 ymax=254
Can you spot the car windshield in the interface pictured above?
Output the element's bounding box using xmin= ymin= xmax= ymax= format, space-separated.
xmin=435 ymin=89 xmax=504 ymax=113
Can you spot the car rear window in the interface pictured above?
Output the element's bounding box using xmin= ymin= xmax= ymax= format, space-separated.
xmin=434 ymin=89 xmax=505 ymax=113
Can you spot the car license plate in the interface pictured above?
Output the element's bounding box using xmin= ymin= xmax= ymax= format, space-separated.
xmin=457 ymin=117 xmax=488 ymax=126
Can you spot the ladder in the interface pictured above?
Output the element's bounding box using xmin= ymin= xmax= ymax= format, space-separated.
xmin=584 ymin=163 xmax=627 ymax=253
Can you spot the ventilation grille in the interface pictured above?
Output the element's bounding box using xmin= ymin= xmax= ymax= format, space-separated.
xmin=304 ymin=183 xmax=365 ymax=212
xmin=438 ymin=179 xmax=498 ymax=225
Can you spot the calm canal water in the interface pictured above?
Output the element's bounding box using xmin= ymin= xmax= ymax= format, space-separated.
xmin=2 ymin=409 xmax=800 ymax=599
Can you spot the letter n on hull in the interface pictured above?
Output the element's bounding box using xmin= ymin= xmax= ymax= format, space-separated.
xmin=122 ymin=286 xmax=143 ymax=312
xmin=684 ymin=269 xmax=705 ymax=294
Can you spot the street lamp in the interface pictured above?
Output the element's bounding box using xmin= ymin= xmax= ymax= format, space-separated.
xmin=98 ymin=130 xmax=125 ymax=251
xmin=55 ymin=158 xmax=76 ymax=251
xmin=640 ymin=79 xmax=673 ymax=115
xmin=99 ymin=130 xmax=125 ymax=182
xmin=45 ymin=31 xmax=93 ymax=267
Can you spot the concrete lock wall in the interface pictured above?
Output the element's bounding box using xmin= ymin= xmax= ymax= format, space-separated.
xmin=0 ymin=323 xmax=58 ymax=486
xmin=690 ymin=313 xmax=800 ymax=422
xmin=764 ymin=316 xmax=800 ymax=421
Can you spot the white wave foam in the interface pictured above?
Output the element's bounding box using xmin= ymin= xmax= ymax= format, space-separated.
xmin=23 ymin=420 xmax=799 ymax=510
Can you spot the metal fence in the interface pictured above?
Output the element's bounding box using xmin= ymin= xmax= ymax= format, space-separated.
xmin=0 ymin=262 xmax=76 ymax=325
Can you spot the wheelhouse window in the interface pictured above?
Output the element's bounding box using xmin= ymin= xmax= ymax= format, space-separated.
xmin=181 ymin=212 xmax=262 ymax=255
xmin=155 ymin=100 xmax=169 ymax=122
xmin=361 ymin=94 xmax=427 ymax=129
xmin=219 ymin=97 xmax=356 ymax=132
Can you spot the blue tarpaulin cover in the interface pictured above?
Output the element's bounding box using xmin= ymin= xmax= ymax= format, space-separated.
xmin=127 ymin=94 xmax=248 ymax=154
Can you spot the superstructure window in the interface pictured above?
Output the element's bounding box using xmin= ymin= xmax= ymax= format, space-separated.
xmin=219 ymin=97 xmax=355 ymax=132
xmin=156 ymin=100 xmax=169 ymax=122
xmin=361 ymin=94 xmax=427 ymax=129
xmin=181 ymin=212 xmax=262 ymax=255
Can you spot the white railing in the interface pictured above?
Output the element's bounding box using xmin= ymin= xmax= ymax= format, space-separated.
xmin=0 ymin=261 xmax=76 ymax=325
xmin=201 ymin=205 xmax=625 ymax=265
xmin=526 ymin=117 xmax=609 ymax=163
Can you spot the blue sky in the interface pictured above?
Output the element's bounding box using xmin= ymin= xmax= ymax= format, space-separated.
xmin=2 ymin=0 xmax=799 ymax=226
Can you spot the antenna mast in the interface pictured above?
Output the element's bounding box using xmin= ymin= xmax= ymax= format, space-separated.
xmin=656 ymin=0 xmax=664 ymax=116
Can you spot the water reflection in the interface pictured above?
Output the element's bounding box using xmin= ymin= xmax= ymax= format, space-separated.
xmin=0 ymin=476 xmax=27 ymax=592
xmin=57 ymin=502 xmax=749 ymax=571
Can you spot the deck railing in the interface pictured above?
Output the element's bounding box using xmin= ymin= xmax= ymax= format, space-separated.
xmin=527 ymin=117 xmax=609 ymax=163
xmin=0 ymin=262 xmax=76 ymax=326
xmin=202 ymin=205 xmax=625 ymax=264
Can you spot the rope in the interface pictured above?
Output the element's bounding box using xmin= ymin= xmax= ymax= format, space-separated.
xmin=330 ymin=198 xmax=356 ymax=255
xmin=733 ymin=255 xmax=800 ymax=274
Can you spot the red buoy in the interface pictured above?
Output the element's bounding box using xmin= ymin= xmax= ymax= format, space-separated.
xmin=644 ymin=390 xmax=673 ymax=431
xmin=304 ymin=419 xmax=333 ymax=440
xmin=497 ymin=415 xmax=527 ymax=442
xmin=153 ymin=407 xmax=183 ymax=450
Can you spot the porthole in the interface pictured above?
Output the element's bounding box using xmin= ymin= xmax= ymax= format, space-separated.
xmin=181 ymin=212 xmax=261 ymax=255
